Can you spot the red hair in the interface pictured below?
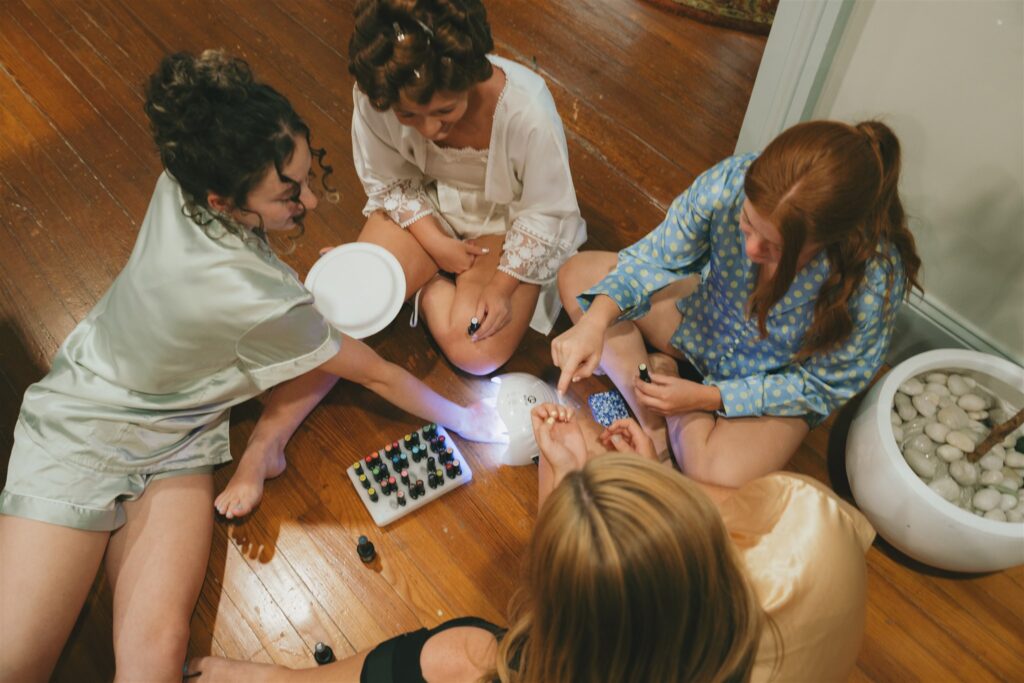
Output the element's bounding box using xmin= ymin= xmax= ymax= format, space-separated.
xmin=744 ymin=120 xmax=922 ymax=359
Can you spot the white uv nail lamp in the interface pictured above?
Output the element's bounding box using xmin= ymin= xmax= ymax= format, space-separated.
xmin=491 ymin=373 xmax=561 ymax=466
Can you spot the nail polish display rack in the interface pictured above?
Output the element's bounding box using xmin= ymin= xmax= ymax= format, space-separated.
xmin=346 ymin=424 xmax=473 ymax=527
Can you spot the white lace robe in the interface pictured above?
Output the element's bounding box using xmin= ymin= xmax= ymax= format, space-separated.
xmin=350 ymin=55 xmax=587 ymax=334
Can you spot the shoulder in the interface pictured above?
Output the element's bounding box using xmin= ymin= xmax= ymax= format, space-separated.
xmin=722 ymin=471 xmax=875 ymax=577
xmin=352 ymin=84 xmax=397 ymax=131
xmin=701 ymin=153 xmax=757 ymax=189
xmin=352 ymin=83 xmax=375 ymax=113
xmin=144 ymin=171 xmax=188 ymax=220
xmin=491 ymin=54 xmax=547 ymax=96
xmin=420 ymin=624 xmax=499 ymax=683
xmin=490 ymin=55 xmax=561 ymax=132
xmin=671 ymin=153 xmax=756 ymax=213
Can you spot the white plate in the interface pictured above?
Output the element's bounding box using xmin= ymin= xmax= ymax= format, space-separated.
xmin=304 ymin=243 xmax=406 ymax=339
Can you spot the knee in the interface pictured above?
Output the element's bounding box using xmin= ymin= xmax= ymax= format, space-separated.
xmin=674 ymin=442 xmax=715 ymax=482
xmin=674 ymin=442 xmax=772 ymax=488
xmin=114 ymin=618 xmax=191 ymax=680
xmin=447 ymin=343 xmax=513 ymax=376
xmin=557 ymin=252 xmax=618 ymax=317
xmin=0 ymin=655 xmax=56 ymax=683
xmin=440 ymin=334 xmax=514 ymax=376
xmin=556 ymin=253 xmax=589 ymax=307
xmin=357 ymin=211 xmax=395 ymax=239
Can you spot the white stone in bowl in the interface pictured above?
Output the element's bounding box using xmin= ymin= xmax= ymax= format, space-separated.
xmin=948 ymin=374 xmax=971 ymax=396
xmin=978 ymin=452 xmax=1004 ymax=471
xmin=937 ymin=405 xmax=970 ymax=430
xmin=925 ymin=422 xmax=951 ymax=444
xmin=980 ymin=470 xmax=1004 ymax=486
xmin=895 ymin=393 xmax=918 ymax=421
xmin=958 ymin=393 xmax=988 ymax=411
xmin=973 ymin=487 xmax=1002 ymax=511
xmin=946 ymin=431 xmax=976 ymax=452
xmin=899 ymin=378 xmax=924 ymax=395
xmin=928 ymin=476 xmax=961 ymax=502
xmin=913 ymin=393 xmax=940 ymax=417
xmin=949 ymin=460 xmax=979 ymax=485
xmin=937 ymin=444 xmax=964 ymax=463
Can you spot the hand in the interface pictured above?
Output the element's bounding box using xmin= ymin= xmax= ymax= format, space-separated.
xmin=430 ymin=237 xmax=488 ymax=274
xmin=551 ymin=318 xmax=606 ymax=395
xmin=599 ymin=418 xmax=658 ymax=461
xmin=470 ymin=275 xmax=517 ymax=342
xmin=634 ymin=373 xmax=720 ymax=416
xmin=452 ymin=398 xmax=509 ymax=443
xmin=530 ymin=403 xmax=588 ymax=476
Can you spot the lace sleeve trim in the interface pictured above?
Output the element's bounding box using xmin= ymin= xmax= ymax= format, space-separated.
xmin=363 ymin=179 xmax=434 ymax=229
xmin=499 ymin=218 xmax=574 ymax=284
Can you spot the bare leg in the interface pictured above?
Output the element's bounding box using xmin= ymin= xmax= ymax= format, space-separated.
xmin=419 ymin=234 xmax=540 ymax=376
xmin=0 ymin=516 xmax=109 ymax=682
xmin=105 ymin=474 xmax=214 ymax=682
xmin=215 ymin=369 xmax=339 ymax=518
xmin=357 ymin=212 xmax=439 ymax=300
xmin=557 ymin=251 xmax=697 ymax=457
xmin=666 ymin=410 xmax=808 ymax=487
xmin=189 ymin=650 xmax=368 ymax=683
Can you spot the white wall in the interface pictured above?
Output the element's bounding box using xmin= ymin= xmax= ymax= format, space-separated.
xmin=813 ymin=0 xmax=1024 ymax=362
xmin=738 ymin=0 xmax=1024 ymax=364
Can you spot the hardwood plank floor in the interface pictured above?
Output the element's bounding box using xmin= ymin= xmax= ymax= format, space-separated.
xmin=0 ymin=1 xmax=1020 ymax=680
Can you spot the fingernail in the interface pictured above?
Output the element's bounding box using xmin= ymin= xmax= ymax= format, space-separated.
xmin=572 ymin=377 xmax=580 ymax=383
xmin=482 ymin=248 xmax=490 ymax=254
xmin=545 ymin=416 xmax=555 ymax=425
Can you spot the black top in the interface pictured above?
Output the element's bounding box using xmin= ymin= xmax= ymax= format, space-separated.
xmin=360 ymin=616 xmax=506 ymax=683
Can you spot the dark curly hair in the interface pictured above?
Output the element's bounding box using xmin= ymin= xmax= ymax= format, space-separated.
xmin=348 ymin=0 xmax=494 ymax=111
xmin=144 ymin=49 xmax=334 ymax=249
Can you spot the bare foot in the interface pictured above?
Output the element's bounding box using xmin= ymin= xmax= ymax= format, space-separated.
xmin=214 ymin=439 xmax=286 ymax=519
xmin=187 ymin=656 xmax=285 ymax=682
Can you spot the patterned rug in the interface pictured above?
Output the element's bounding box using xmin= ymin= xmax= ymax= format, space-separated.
xmin=641 ymin=0 xmax=778 ymax=35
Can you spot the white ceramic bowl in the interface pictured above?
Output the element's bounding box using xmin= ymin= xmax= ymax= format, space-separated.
xmin=846 ymin=349 xmax=1024 ymax=572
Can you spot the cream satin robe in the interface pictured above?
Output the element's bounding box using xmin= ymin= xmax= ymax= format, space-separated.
xmin=724 ymin=473 xmax=875 ymax=682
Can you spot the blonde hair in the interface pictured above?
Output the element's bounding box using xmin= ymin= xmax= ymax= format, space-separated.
xmin=495 ymin=454 xmax=766 ymax=682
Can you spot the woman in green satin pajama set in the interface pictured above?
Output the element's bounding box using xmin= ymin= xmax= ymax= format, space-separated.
xmin=0 ymin=51 xmax=504 ymax=682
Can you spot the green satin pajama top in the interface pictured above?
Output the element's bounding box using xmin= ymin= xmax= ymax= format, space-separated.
xmin=14 ymin=173 xmax=342 ymax=474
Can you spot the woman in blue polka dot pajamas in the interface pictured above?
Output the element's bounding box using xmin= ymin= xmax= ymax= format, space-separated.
xmin=552 ymin=120 xmax=922 ymax=486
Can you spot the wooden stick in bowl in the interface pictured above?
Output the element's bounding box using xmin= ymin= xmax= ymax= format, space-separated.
xmin=968 ymin=407 xmax=1024 ymax=462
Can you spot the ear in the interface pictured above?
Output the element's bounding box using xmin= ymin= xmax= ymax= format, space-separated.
xmin=207 ymin=191 xmax=233 ymax=214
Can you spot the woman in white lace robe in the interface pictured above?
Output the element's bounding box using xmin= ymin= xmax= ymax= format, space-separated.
xmin=347 ymin=0 xmax=586 ymax=375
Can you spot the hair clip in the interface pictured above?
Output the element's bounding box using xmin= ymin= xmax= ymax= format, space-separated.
xmin=413 ymin=17 xmax=435 ymax=38
xmin=413 ymin=69 xmax=422 ymax=80
xmin=393 ymin=21 xmax=407 ymax=42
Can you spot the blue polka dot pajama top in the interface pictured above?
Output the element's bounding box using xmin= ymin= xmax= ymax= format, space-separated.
xmin=579 ymin=154 xmax=906 ymax=427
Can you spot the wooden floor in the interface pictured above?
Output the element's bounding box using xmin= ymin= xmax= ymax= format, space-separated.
xmin=0 ymin=0 xmax=1020 ymax=680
